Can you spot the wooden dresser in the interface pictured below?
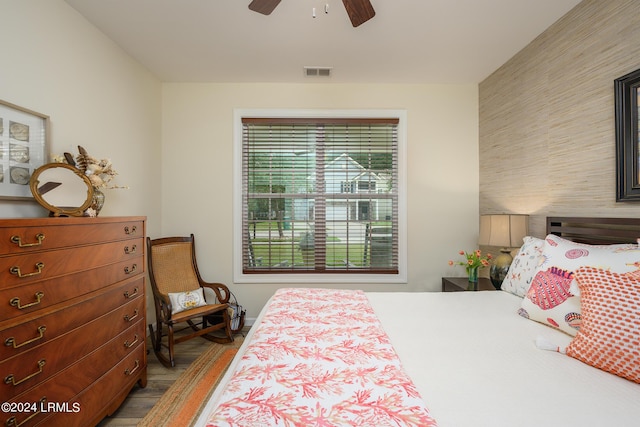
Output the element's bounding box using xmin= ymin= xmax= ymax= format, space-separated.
xmin=0 ymin=216 xmax=146 ymax=427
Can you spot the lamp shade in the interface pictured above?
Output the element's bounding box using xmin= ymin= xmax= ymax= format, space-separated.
xmin=479 ymin=214 xmax=529 ymax=248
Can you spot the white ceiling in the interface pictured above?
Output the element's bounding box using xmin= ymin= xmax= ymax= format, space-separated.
xmin=63 ymin=0 xmax=582 ymax=84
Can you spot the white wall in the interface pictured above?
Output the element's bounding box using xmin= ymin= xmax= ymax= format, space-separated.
xmin=161 ymin=83 xmax=479 ymax=319
xmin=0 ymin=0 xmax=163 ymax=321
xmin=0 ymin=0 xmax=162 ymax=228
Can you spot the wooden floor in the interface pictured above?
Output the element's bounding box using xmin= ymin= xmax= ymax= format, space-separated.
xmin=97 ymin=329 xmax=246 ymax=427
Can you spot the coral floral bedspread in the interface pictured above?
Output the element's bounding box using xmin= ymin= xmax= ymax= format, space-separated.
xmin=205 ymin=288 xmax=437 ymax=427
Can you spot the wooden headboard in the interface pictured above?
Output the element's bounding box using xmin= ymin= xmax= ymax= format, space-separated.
xmin=546 ymin=217 xmax=640 ymax=245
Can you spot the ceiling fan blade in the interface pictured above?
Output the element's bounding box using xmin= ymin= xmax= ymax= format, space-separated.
xmin=342 ymin=0 xmax=376 ymax=27
xmin=248 ymin=0 xmax=282 ymax=15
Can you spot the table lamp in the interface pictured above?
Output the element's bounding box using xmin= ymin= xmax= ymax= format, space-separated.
xmin=479 ymin=214 xmax=529 ymax=289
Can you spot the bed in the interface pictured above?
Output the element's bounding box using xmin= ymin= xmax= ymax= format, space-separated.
xmin=195 ymin=217 xmax=640 ymax=426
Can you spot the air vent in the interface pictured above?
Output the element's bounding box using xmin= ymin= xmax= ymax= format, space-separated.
xmin=304 ymin=66 xmax=332 ymax=77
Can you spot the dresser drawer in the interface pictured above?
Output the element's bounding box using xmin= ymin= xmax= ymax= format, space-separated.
xmin=34 ymin=344 xmax=145 ymax=427
xmin=0 ymin=238 xmax=143 ymax=289
xmin=0 ymin=313 xmax=145 ymax=401
xmin=1 ymin=256 xmax=143 ymax=322
xmin=4 ymin=329 xmax=145 ymax=427
xmin=0 ymin=219 xmax=144 ymax=256
xmin=0 ymin=278 xmax=144 ymax=360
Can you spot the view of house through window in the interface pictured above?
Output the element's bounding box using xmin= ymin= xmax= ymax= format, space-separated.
xmin=242 ymin=117 xmax=399 ymax=274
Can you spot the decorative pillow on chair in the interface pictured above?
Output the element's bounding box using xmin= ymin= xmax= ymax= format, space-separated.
xmin=501 ymin=236 xmax=545 ymax=297
xmin=566 ymin=267 xmax=640 ymax=384
xmin=168 ymin=288 xmax=207 ymax=314
xmin=519 ymin=234 xmax=640 ymax=336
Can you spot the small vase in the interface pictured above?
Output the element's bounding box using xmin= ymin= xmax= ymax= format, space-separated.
xmin=466 ymin=266 xmax=479 ymax=283
xmin=91 ymin=188 xmax=105 ymax=216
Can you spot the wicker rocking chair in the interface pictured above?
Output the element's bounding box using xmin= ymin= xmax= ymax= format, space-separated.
xmin=147 ymin=234 xmax=233 ymax=367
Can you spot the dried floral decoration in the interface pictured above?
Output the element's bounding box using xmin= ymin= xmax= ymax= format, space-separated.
xmin=52 ymin=145 xmax=126 ymax=190
xmin=75 ymin=145 xmax=124 ymax=189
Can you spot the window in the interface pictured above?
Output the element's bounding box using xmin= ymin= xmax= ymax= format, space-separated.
xmin=341 ymin=181 xmax=355 ymax=193
xmin=234 ymin=110 xmax=407 ymax=283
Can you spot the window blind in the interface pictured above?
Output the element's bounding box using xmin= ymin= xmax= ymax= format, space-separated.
xmin=242 ymin=117 xmax=399 ymax=274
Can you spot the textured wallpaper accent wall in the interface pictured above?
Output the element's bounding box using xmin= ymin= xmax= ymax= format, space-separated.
xmin=479 ymin=0 xmax=640 ymax=237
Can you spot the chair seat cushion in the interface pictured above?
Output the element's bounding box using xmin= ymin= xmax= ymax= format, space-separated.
xmin=170 ymin=302 xmax=228 ymax=323
xmin=168 ymin=288 xmax=207 ymax=314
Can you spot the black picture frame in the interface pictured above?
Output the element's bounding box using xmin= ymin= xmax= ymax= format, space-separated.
xmin=615 ymin=67 xmax=640 ymax=201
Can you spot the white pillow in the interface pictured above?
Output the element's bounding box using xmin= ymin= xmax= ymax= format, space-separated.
xmin=168 ymin=288 xmax=207 ymax=314
xmin=519 ymin=234 xmax=640 ymax=336
xmin=500 ymin=236 xmax=545 ymax=297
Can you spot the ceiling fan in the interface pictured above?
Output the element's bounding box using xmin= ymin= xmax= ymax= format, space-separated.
xmin=248 ymin=0 xmax=375 ymax=27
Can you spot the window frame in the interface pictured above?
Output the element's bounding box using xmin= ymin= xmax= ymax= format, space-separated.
xmin=233 ymin=109 xmax=407 ymax=284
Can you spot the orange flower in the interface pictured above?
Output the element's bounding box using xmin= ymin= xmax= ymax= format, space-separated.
xmin=449 ymin=249 xmax=493 ymax=270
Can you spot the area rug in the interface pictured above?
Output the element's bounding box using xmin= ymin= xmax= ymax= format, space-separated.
xmin=139 ymin=340 xmax=242 ymax=427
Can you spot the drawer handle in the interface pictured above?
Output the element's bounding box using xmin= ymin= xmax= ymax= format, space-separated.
xmin=5 ymin=397 xmax=46 ymax=427
xmin=124 ymin=225 xmax=137 ymax=235
xmin=124 ymin=309 xmax=139 ymax=323
xmin=10 ymin=292 xmax=45 ymax=310
xmin=123 ymin=287 xmax=139 ymax=299
xmin=124 ymin=360 xmax=140 ymax=376
xmin=10 ymin=233 xmax=45 ymax=248
xmin=124 ymin=334 xmax=139 ymax=349
xmin=5 ymin=326 xmax=47 ymax=349
xmin=124 ymin=245 xmax=137 ymax=254
xmin=4 ymin=359 xmax=46 ymax=386
xmin=124 ymin=264 xmax=138 ymax=275
xmin=9 ymin=262 xmax=45 ymax=279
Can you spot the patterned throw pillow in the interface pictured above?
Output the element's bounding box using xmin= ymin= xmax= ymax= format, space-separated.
xmin=168 ymin=288 xmax=207 ymax=314
xmin=501 ymin=236 xmax=545 ymax=297
xmin=519 ymin=234 xmax=640 ymax=336
xmin=566 ymin=267 xmax=640 ymax=384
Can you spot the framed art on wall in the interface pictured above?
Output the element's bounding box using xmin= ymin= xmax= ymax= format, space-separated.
xmin=615 ymin=67 xmax=640 ymax=201
xmin=0 ymin=99 xmax=49 ymax=200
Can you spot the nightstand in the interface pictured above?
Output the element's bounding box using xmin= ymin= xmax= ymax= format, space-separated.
xmin=441 ymin=277 xmax=497 ymax=292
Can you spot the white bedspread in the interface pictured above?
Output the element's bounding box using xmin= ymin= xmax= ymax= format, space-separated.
xmin=369 ymin=291 xmax=640 ymax=427
xmin=197 ymin=290 xmax=640 ymax=427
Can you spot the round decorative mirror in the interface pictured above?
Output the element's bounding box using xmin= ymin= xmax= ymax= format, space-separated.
xmin=29 ymin=163 xmax=94 ymax=217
